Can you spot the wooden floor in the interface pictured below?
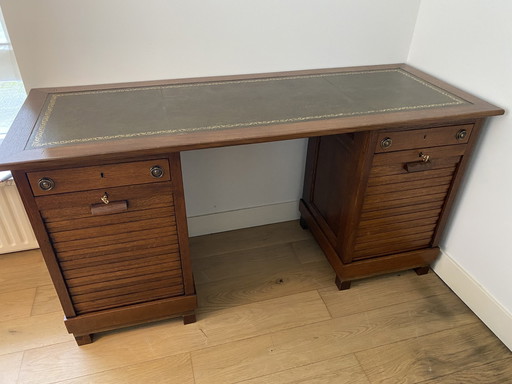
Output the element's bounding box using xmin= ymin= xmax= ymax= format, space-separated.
xmin=1 ymin=221 xmax=511 ymax=384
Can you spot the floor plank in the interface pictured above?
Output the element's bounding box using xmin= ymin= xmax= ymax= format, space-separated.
xmin=196 ymin=260 xmax=333 ymax=313
xmin=51 ymin=353 xmax=195 ymax=384
xmin=319 ymin=270 xmax=452 ymax=318
xmin=233 ymin=354 xmax=370 ymax=384
xmin=0 ymin=311 xmax=72 ymax=355
xmin=290 ymin=238 xmax=326 ymax=264
xmin=17 ymin=319 xmax=208 ymax=384
xmin=0 ymin=250 xmax=50 ymax=292
xmin=31 ymin=284 xmax=62 ymax=316
xmin=0 ymin=288 xmax=35 ymax=321
xmin=192 ymin=333 xmax=279 ymax=384
xmin=356 ymin=322 xmax=511 ymax=383
xmin=0 ymin=352 xmax=23 ymax=384
xmin=362 ymin=291 xmax=479 ymax=347
xmin=195 ymin=290 xmax=331 ymax=345
xmin=192 ymin=242 xmax=299 ymax=284
xmin=420 ymin=356 xmax=512 ymax=384
xmin=189 ymin=221 xmax=312 ymax=259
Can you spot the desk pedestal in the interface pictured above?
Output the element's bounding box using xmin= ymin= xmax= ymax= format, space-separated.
xmin=12 ymin=153 xmax=196 ymax=345
xmin=300 ymin=121 xmax=482 ymax=288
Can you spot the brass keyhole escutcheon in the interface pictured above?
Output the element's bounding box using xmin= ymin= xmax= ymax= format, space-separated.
xmin=101 ymin=192 xmax=110 ymax=205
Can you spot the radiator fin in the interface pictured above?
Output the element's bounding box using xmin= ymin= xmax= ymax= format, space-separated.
xmin=0 ymin=181 xmax=38 ymax=254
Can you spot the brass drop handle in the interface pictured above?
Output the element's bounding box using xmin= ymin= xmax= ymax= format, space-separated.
xmin=405 ymin=152 xmax=433 ymax=173
xmin=101 ymin=192 xmax=110 ymax=205
xmin=38 ymin=177 xmax=55 ymax=191
xmin=150 ymin=165 xmax=164 ymax=178
xmin=91 ymin=200 xmax=127 ymax=216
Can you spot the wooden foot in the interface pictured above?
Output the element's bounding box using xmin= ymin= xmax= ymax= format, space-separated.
xmin=414 ymin=266 xmax=430 ymax=276
xmin=299 ymin=217 xmax=309 ymax=230
xmin=335 ymin=275 xmax=351 ymax=290
xmin=75 ymin=334 xmax=93 ymax=346
xmin=183 ymin=313 xmax=196 ymax=325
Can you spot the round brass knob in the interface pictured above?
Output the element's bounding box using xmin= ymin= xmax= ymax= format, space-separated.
xmin=456 ymin=129 xmax=467 ymax=141
xmin=380 ymin=137 xmax=393 ymax=149
xmin=150 ymin=165 xmax=164 ymax=178
xmin=38 ymin=177 xmax=55 ymax=191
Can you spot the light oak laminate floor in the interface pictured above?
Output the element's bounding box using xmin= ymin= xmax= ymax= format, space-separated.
xmin=0 ymin=221 xmax=510 ymax=383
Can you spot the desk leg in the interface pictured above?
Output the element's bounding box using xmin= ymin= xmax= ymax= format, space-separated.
xmin=414 ymin=266 xmax=430 ymax=275
xmin=183 ymin=312 xmax=196 ymax=325
xmin=75 ymin=334 xmax=93 ymax=345
xmin=335 ymin=276 xmax=351 ymax=291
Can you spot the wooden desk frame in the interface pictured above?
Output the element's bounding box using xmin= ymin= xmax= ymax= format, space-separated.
xmin=0 ymin=64 xmax=503 ymax=344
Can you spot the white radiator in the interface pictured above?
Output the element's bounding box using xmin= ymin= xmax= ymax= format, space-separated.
xmin=0 ymin=177 xmax=38 ymax=254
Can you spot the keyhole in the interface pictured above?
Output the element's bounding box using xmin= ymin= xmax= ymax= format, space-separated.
xmin=100 ymin=172 xmax=104 ymax=178
xmin=423 ymin=134 xmax=427 ymax=139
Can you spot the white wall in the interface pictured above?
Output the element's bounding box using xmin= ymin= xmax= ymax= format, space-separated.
xmin=0 ymin=0 xmax=421 ymax=235
xmin=1 ymin=0 xmax=420 ymax=90
xmin=408 ymin=0 xmax=512 ymax=348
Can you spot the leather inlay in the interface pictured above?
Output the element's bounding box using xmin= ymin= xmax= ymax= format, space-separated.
xmin=27 ymin=69 xmax=467 ymax=149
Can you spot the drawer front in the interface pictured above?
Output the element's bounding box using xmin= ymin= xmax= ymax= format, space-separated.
xmin=37 ymin=182 xmax=185 ymax=315
xmin=375 ymin=124 xmax=473 ymax=153
xmin=28 ymin=159 xmax=171 ymax=196
xmin=353 ymin=144 xmax=465 ymax=260
xmin=36 ymin=182 xmax=173 ymax=219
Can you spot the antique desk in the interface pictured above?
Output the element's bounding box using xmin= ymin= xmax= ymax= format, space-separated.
xmin=0 ymin=64 xmax=503 ymax=344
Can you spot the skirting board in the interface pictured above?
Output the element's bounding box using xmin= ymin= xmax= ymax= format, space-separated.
xmin=187 ymin=200 xmax=300 ymax=237
xmin=433 ymin=250 xmax=512 ymax=351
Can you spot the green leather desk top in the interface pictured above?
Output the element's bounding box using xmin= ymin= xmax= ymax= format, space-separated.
xmin=0 ymin=64 xmax=504 ymax=171
xmin=27 ymin=68 xmax=467 ymax=149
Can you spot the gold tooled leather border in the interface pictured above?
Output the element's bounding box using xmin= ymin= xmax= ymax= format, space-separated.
xmin=29 ymin=69 xmax=466 ymax=148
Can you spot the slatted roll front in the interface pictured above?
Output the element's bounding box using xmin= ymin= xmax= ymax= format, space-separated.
xmin=31 ymin=160 xmax=184 ymax=315
xmin=353 ymin=126 xmax=471 ymax=261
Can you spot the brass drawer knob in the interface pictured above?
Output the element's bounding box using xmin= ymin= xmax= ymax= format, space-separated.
xmin=456 ymin=129 xmax=467 ymax=141
xmin=150 ymin=165 xmax=164 ymax=178
xmin=380 ymin=137 xmax=393 ymax=149
xmin=38 ymin=177 xmax=55 ymax=191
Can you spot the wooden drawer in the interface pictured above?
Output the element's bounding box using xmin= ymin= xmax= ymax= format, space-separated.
xmin=36 ymin=182 xmax=174 ymax=220
xmin=370 ymin=144 xmax=466 ymax=172
xmin=28 ymin=159 xmax=171 ymax=196
xmin=353 ymin=144 xmax=465 ymax=260
xmin=36 ymin=181 xmax=185 ymax=315
xmin=375 ymin=124 xmax=473 ymax=153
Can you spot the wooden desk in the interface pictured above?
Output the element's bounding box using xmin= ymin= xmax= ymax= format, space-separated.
xmin=0 ymin=64 xmax=503 ymax=344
